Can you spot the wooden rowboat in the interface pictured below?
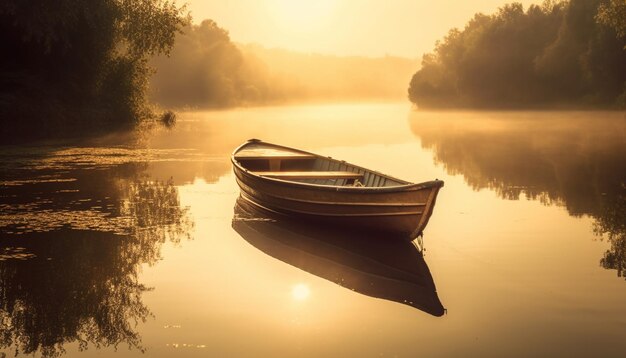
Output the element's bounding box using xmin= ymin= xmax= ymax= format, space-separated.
xmin=231 ymin=139 xmax=444 ymax=240
xmin=232 ymin=197 xmax=445 ymax=316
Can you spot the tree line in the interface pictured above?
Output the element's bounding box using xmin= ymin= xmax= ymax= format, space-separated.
xmin=0 ymin=0 xmax=187 ymax=142
xmin=3 ymin=1 xmax=624 ymax=143
xmin=149 ymin=20 xmax=418 ymax=108
xmin=408 ymin=0 xmax=626 ymax=109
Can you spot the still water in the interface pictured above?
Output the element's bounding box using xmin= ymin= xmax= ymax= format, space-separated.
xmin=1 ymin=103 xmax=625 ymax=357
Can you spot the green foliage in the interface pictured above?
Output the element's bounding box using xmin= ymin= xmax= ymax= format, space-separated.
xmin=0 ymin=0 xmax=188 ymax=142
xmin=408 ymin=0 xmax=626 ymax=109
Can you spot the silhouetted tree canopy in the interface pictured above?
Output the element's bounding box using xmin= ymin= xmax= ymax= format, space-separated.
xmin=408 ymin=0 xmax=626 ymax=109
xmin=0 ymin=0 xmax=188 ymax=143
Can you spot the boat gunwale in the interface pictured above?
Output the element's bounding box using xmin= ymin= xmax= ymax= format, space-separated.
xmin=231 ymin=139 xmax=444 ymax=193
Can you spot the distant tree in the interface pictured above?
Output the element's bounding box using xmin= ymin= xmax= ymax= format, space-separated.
xmin=150 ymin=21 xmax=420 ymax=108
xmin=149 ymin=20 xmax=255 ymax=107
xmin=0 ymin=0 xmax=188 ymax=142
xmin=408 ymin=0 xmax=626 ymax=109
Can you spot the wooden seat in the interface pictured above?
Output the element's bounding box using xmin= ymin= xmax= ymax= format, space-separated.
xmin=234 ymin=147 xmax=316 ymax=160
xmin=254 ymin=171 xmax=363 ymax=180
xmin=235 ymin=147 xmax=316 ymax=171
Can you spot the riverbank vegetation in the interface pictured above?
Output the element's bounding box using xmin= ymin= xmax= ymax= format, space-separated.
xmin=0 ymin=0 xmax=188 ymax=143
xmin=408 ymin=0 xmax=626 ymax=109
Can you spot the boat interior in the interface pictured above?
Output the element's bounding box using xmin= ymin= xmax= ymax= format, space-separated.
xmin=234 ymin=142 xmax=406 ymax=187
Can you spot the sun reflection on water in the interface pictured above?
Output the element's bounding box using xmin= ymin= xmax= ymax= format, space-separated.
xmin=291 ymin=283 xmax=310 ymax=301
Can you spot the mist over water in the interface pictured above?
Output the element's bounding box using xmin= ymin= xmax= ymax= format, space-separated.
xmin=409 ymin=111 xmax=626 ymax=217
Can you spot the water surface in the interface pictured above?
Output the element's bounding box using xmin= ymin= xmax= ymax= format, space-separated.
xmin=1 ymin=103 xmax=625 ymax=357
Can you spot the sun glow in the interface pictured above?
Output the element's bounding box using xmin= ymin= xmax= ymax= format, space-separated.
xmin=291 ymin=283 xmax=311 ymax=301
xmin=268 ymin=0 xmax=336 ymax=30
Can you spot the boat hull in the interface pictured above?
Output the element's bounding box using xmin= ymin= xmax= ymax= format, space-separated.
xmin=233 ymin=164 xmax=443 ymax=240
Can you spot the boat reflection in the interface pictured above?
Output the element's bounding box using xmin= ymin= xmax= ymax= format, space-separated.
xmin=232 ymin=196 xmax=445 ymax=316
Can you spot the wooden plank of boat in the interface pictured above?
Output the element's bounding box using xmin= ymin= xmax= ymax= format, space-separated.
xmin=255 ymin=171 xmax=364 ymax=180
xmin=234 ymin=146 xmax=316 ymax=160
xmin=234 ymin=143 xmax=316 ymax=171
xmin=231 ymin=139 xmax=444 ymax=240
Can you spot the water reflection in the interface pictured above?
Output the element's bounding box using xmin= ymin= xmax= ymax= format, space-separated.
xmin=291 ymin=283 xmax=311 ymax=301
xmin=0 ymin=160 xmax=193 ymax=356
xmin=409 ymin=111 xmax=626 ymax=278
xmin=232 ymin=197 xmax=445 ymax=316
xmin=594 ymin=191 xmax=626 ymax=279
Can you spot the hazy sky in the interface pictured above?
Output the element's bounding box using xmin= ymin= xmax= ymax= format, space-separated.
xmin=187 ymin=0 xmax=540 ymax=58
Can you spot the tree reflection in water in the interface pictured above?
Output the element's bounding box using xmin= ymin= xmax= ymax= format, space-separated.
xmin=409 ymin=112 xmax=626 ymax=279
xmin=594 ymin=190 xmax=626 ymax=279
xmin=0 ymin=166 xmax=192 ymax=357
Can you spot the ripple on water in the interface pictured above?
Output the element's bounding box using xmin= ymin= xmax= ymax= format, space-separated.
xmin=0 ymin=207 xmax=134 ymax=236
xmin=0 ymin=247 xmax=37 ymax=261
xmin=0 ymin=146 xmax=220 ymax=171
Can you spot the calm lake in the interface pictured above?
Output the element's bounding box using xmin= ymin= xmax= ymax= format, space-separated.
xmin=1 ymin=103 xmax=625 ymax=357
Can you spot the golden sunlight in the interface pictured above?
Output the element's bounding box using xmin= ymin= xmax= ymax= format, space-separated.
xmin=267 ymin=0 xmax=336 ymax=30
xmin=291 ymin=283 xmax=311 ymax=301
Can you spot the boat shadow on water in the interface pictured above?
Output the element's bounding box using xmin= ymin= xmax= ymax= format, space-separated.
xmin=231 ymin=196 xmax=446 ymax=317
